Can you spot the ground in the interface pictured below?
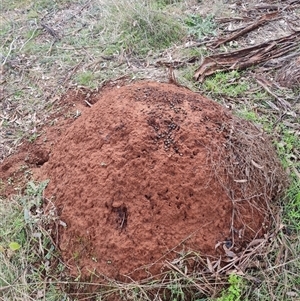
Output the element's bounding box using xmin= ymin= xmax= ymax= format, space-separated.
xmin=0 ymin=0 xmax=300 ymax=300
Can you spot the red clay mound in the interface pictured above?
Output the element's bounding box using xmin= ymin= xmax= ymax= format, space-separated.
xmin=37 ymin=81 xmax=284 ymax=281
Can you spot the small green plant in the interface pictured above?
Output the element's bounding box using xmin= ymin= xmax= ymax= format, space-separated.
xmin=28 ymin=132 xmax=40 ymax=143
xmin=204 ymin=71 xmax=249 ymax=97
xmin=167 ymin=283 xmax=185 ymax=301
xmin=185 ymin=14 xmax=217 ymax=40
xmin=216 ymin=274 xmax=244 ymax=301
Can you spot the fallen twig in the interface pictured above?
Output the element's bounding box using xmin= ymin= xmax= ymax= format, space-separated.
xmin=1 ymin=38 xmax=16 ymax=66
xmin=41 ymin=23 xmax=60 ymax=40
xmin=209 ymin=12 xmax=279 ymax=48
xmin=194 ymin=32 xmax=300 ymax=82
xmin=255 ymin=75 xmax=292 ymax=109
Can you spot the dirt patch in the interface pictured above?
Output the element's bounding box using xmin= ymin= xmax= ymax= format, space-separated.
xmin=29 ymin=81 xmax=284 ymax=281
xmin=0 ymin=80 xmax=287 ymax=282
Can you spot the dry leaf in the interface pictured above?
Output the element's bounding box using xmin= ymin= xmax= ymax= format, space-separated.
xmin=248 ymin=239 xmax=265 ymax=247
xmin=207 ymin=258 xmax=214 ymax=273
xmin=286 ymin=292 xmax=298 ymax=297
xmin=223 ymin=244 xmax=237 ymax=258
xmin=59 ymin=220 xmax=67 ymax=227
xmin=215 ymin=241 xmax=223 ymax=249
xmin=234 ymin=179 xmax=248 ymax=183
xmin=251 ymin=160 xmax=264 ymax=169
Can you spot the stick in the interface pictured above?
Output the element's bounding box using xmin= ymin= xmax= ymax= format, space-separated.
xmin=255 ymin=77 xmax=292 ymax=109
xmin=210 ymin=12 xmax=279 ymax=48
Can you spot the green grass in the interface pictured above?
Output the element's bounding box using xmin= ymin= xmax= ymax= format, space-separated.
xmin=237 ymin=109 xmax=259 ymax=122
xmin=275 ymin=125 xmax=300 ymax=169
xmin=203 ymin=70 xmax=249 ymax=98
xmin=75 ymin=70 xmax=97 ymax=88
xmin=0 ymin=181 xmax=68 ymax=300
xmin=283 ymin=179 xmax=300 ymax=231
xmin=1 ymin=0 xmax=73 ymax=11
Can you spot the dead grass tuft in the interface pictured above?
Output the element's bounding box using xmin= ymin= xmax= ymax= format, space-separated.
xmin=276 ymin=56 xmax=300 ymax=89
xmin=218 ymin=117 xmax=288 ymax=204
xmin=208 ymin=115 xmax=290 ymax=275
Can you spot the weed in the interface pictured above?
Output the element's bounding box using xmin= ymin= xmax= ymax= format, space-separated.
xmin=185 ymin=14 xmax=217 ymax=40
xmin=216 ymin=274 xmax=244 ymax=301
xmin=253 ymin=90 xmax=269 ymax=100
xmin=28 ymin=132 xmax=40 ymax=143
xmin=165 ymin=272 xmax=186 ymax=301
xmin=237 ymin=109 xmax=258 ymax=122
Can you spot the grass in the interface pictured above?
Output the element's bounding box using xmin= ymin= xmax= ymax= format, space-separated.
xmin=283 ymin=179 xmax=300 ymax=231
xmin=101 ymin=0 xmax=186 ymax=56
xmin=242 ymin=227 xmax=300 ymax=301
xmin=75 ymin=71 xmax=97 ymax=89
xmin=0 ymin=181 xmax=68 ymax=300
xmin=203 ymin=70 xmax=249 ymax=98
xmin=1 ymin=0 xmax=300 ymax=300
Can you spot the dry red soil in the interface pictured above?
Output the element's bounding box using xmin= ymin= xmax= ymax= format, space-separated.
xmin=1 ymin=81 xmax=277 ymax=281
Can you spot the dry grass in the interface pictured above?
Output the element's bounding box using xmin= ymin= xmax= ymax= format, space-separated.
xmin=215 ymin=117 xmax=289 ymax=234
xmin=276 ymin=56 xmax=300 ymax=89
xmin=0 ymin=0 xmax=190 ymax=161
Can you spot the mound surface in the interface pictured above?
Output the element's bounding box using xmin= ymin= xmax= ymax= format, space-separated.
xmin=37 ymin=81 xmax=283 ymax=280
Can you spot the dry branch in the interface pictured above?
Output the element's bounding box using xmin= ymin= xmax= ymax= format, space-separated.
xmin=210 ymin=12 xmax=279 ymax=48
xmin=255 ymin=75 xmax=292 ymax=109
xmin=194 ymin=32 xmax=300 ymax=82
